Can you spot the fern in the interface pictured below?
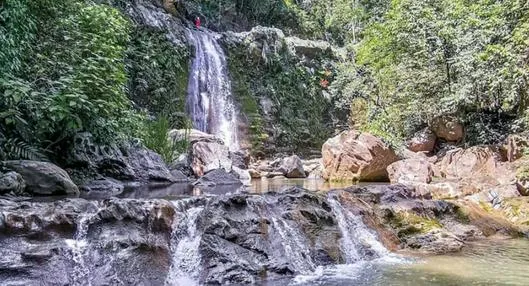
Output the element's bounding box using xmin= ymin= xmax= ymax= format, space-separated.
xmin=0 ymin=138 xmax=47 ymax=161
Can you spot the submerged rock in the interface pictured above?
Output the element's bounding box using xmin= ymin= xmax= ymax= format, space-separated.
xmin=322 ymin=130 xmax=398 ymax=181
xmin=3 ymin=160 xmax=79 ymax=196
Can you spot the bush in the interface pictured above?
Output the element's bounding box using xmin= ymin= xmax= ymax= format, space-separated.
xmin=141 ymin=115 xmax=190 ymax=163
xmin=1 ymin=0 xmax=144 ymax=159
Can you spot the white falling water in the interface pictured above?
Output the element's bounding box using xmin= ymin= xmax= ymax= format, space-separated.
xmin=165 ymin=205 xmax=205 ymax=286
xmin=130 ymin=3 xmax=240 ymax=148
xmin=271 ymin=217 xmax=316 ymax=274
xmin=65 ymin=210 xmax=98 ymax=286
xmin=186 ymin=29 xmax=240 ymax=150
xmin=291 ymin=197 xmax=404 ymax=285
xmin=327 ymin=196 xmax=389 ymax=263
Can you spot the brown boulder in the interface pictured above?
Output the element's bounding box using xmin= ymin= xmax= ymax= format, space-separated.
xmin=387 ymin=158 xmax=434 ymax=184
xmin=431 ymin=116 xmax=464 ymax=142
xmin=438 ymin=146 xmax=500 ymax=179
xmin=406 ymin=128 xmax=437 ymax=153
xmin=322 ymin=130 xmax=398 ymax=181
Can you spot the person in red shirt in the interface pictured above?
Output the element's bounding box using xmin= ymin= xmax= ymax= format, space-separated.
xmin=194 ymin=16 xmax=201 ymax=28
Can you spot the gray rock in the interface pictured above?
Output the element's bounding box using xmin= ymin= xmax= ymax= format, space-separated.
xmin=231 ymin=166 xmax=251 ymax=186
xmin=126 ymin=144 xmax=176 ymax=182
xmin=170 ymin=153 xmax=195 ymax=179
xmin=68 ymin=133 xmax=175 ymax=184
xmin=0 ymin=171 xmax=26 ymax=195
xmin=80 ymin=177 xmax=124 ymax=198
xmin=277 ymin=155 xmax=306 ymax=178
xmin=193 ymin=169 xmax=242 ymax=187
xmin=0 ymin=197 xmax=175 ymax=285
xmin=3 ymin=161 xmax=79 ymax=196
xmin=170 ymin=169 xmax=190 ymax=182
xmin=230 ymin=150 xmax=250 ymax=169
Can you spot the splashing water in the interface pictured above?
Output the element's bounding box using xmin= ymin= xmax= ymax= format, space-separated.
xmin=186 ymin=29 xmax=239 ymax=150
xmin=327 ymin=196 xmax=390 ymax=263
xmin=65 ymin=211 xmax=98 ymax=286
xmin=165 ymin=203 xmax=205 ymax=286
xmin=289 ymin=196 xmax=406 ymax=285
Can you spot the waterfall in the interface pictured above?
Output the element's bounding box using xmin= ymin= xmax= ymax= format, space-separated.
xmin=65 ymin=210 xmax=99 ymax=286
xmin=165 ymin=202 xmax=205 ymax=286
xmin=327 ymin=196 xmax=389 ymax=263
xmin=163 ymin=194 xmax=399 ymax=285
xmin=186 ymin=29 xmax=240 ymax=150
xmin=125 ymin=2 xmax=240 ymax=148
xmin=271 ymin=217 xmax=316 ymax=274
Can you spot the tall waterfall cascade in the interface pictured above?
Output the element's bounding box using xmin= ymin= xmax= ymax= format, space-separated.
xmin=186 ymin=29 xmax=240 ymax=150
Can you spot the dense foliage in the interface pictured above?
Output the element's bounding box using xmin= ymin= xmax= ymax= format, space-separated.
xmin=1 ymin=0 xmax=139 ymax=159
xmin=126 ymin=27 xmax=190 ymax=128
xmin=227 ymin=39 xmax=341 ymax=154
xmin=0 ymin=0 xmax=189 ymax=161
xmin=334 ymin=0 xmax=529 ymax=145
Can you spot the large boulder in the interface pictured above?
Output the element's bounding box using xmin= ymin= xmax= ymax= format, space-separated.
xmin=387 ymin=159 xmax=434 ymax=184
xmin=438 ymin=146 xmax=500 ymax=180
xmin=406 ymin=128 xmax=437 ymax=153
xmin=0 ymin=171 xmax=26 ymax=195
xmin=0 ymin=197 xmax=175 ymax=285
xmin=67 ymin=133 xmax=175 ymax=184
xmin=277 ymin=155 xmax=306 ymax=178
xmin=431 ymin=116 xmax=464 ymax=142
xmin=322 ymin=130 xmax=399 ymax=181
xmin=190 ymin=141 xmax=232 ymax=177
xmin=3 ymin=161 xmax=79 ymax=196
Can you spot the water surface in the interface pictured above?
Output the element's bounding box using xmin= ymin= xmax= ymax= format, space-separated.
xmin=278 ymin=238 xmax=529 ymax=286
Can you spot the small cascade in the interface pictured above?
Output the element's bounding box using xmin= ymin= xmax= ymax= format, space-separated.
xmin=165 ymin=202 xmax=205 ymax=286
xmin=65 ymin=210 xmax=99 ymax=286
xmin=327 ymin=196 xmax=389 ymax=263
xmin=271 ymin=217 xmax=316 ymax=274
xmin=186 ymin=29 xmax=239 ymax=150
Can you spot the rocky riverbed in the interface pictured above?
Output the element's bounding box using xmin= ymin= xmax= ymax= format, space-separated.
xmin=0 ymin=183 xmax=522 ymax=285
